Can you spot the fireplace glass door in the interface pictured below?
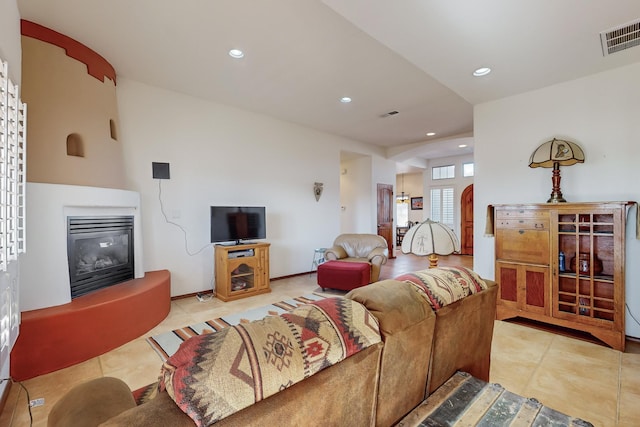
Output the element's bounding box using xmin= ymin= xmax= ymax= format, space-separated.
xmin=67 ymin=216 xmax=134 ymax=298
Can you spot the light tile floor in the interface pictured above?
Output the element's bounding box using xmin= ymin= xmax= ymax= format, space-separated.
xmin=1 ymin=254 xmax=639 ymax=426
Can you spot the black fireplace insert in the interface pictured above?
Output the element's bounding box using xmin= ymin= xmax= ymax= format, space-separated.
xmin=67 ymin=216 xmax=134 ymax=298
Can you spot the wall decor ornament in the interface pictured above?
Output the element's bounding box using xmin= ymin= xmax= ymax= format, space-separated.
xmin=314 ymin=182 xmax=323 ymax=201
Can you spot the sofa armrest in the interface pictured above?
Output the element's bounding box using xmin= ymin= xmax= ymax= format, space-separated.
xmin=324 ymin=246 xmax=347 ymax=260
xmin=367 ymin=247 xmax=388 ymax=266
xmin=48 ymin=377 xmax=137 ymax=427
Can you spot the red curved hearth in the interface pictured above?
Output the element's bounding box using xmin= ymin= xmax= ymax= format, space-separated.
xmin=11 ymin=270 xmax=170 ymax=381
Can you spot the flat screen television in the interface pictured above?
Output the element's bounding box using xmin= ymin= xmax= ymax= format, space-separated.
xmin=210 ymin=206 xmax=266 ymax=244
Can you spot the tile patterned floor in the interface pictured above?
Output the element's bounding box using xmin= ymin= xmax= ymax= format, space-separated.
xmin=1 ymin=253 xmax=639 ymax=426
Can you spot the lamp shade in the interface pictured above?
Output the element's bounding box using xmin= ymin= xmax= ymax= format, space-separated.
xmin=529 ymin=138 xmax=585 ymax=168
xmin=401 ymin=219 xmax=460 ymax=256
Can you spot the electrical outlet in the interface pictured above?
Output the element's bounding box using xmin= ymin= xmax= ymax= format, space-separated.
xmin=29 ymin=398 xmax=45 ymax=407
xmin=196 ymin=293 xmax=212 ymax=302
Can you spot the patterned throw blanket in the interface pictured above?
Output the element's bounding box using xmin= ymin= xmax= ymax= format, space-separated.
xmin=160 ymin=297 xmax=381 ymax=427
xmin=395 ymin=266 xmax=489 ymax=311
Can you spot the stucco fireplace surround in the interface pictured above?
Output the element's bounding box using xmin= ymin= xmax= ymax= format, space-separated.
xmin=11 ymin=183 xmax=170 ymax=381
xmin=20 ymin=183 xmax=145 ymax=311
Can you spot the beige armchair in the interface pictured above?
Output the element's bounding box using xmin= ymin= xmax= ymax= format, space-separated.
xmin=324 ymin=234 xmax=389 ymax=282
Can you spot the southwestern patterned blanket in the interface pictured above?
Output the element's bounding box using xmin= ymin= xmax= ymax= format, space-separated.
xmin=395 ymin=266 xmax=489 ymax=311
xmin=159 ymin=297 xmax=381 ymax=427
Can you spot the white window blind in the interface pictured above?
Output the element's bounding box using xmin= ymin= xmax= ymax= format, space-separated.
xmin=430 ymin=187 xmax=454 ymax=228
xmin=430 ymin=189 xmax=441 ymax=222
xmin=0 ymin=57 xmax=26 ymax=371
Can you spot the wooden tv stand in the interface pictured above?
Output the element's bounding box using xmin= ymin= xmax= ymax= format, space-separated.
xmin=214 ymin=242 xmax=271 ymax=301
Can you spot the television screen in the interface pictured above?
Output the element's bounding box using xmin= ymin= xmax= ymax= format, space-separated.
xmin=210 ymin=206 xmax=266 ymax=244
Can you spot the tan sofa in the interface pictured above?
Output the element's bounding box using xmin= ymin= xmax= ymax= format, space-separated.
xmin=48 ymin=274 xmax=497 ymax=427
xmin=324 ymin=233 xmax=389 ymax=282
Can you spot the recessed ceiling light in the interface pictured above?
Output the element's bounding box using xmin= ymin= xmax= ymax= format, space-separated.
xmin=458 ymin=144 xmax=468 ymax=148
xmin=229 ymin=49 xmax=244 ymax=59
xmin=473 ymin=67 xmax=491 ymax=77
xmin=340 ymin=97 xmax=352 ymax=103
xmin=426 ymin=132 xmax=436 ymax=136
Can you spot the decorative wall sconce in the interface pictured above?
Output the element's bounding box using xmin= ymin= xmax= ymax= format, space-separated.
xmin=314 ymin=182 xmax=324 ymax=201
xmin=529 ymin=138 xmax=585 ymax=203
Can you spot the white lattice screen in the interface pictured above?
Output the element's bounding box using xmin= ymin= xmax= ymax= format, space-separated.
xmin=0 ymin=57 xmax=26 ymax=370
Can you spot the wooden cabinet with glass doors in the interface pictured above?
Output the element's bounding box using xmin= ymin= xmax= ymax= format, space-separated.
xmin=215 ymin=242 xmax=270 ymax=302
xmin=494 ymin=202 xmax=632 ymax=351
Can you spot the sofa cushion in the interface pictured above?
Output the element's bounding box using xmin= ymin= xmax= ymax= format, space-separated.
xmin=395 ymin=266 xmax=488 ymax=311
xmin=159 ymin=297 xmax=381 ymax=427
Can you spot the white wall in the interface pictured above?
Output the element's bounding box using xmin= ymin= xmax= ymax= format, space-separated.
xmin=117 ymin=78 xmax=394 ymax=297
xmin=340 ymin=156 xmax=374 ymax=234
xmin=0 ymin=0 xmax=21 ymax=85
xmin=474 ymin=62 xmax=640 ymax=338
xmin=0 ymin=0 xmax=21 ymax=399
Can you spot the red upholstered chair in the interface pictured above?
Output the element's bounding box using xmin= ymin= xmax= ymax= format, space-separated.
xmin=323 ymin=234 xmax=389 ymax=283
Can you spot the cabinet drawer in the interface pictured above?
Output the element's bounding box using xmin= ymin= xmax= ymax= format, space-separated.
xmin=496 ymin=228 xmax=550 ymax=264
xmin=496 ymin=209 xmax=548 ymax=220
xmin=495 ymin=218 xmax=549 ymax=230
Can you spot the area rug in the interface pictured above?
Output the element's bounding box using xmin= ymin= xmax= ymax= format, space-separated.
xmin=146 ymin=293 xmax=327 ymax=361
xmin=396 ymin=371 xmax=593 ymax=427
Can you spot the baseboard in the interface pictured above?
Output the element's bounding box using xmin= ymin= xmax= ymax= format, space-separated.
xmin=171 ymin=271 xmax=317 ymax=300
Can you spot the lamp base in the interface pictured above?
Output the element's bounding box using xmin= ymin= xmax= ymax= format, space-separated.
xmin=428 ymin=253 xmax=439 ymax=268
xmin=547 ymin=192 xmax=566 ymax=203
xmin=547 ymin=162 xmax=567 ymax=203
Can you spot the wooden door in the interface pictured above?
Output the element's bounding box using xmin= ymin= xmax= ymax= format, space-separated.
xmin=377 ymin=183 xmax=394 ymax=258
xmin=460 ymin=184 xmax=474 ymax=255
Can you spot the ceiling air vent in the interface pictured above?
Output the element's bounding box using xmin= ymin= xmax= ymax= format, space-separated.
xmin=380 ymin=110 xmax=399 ymax=118
xmin=600 ymin=19 xmax=640 ymax=56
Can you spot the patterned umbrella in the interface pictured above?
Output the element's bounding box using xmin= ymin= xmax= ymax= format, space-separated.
xmin=401 ymin=219 xmax=460 ymax=268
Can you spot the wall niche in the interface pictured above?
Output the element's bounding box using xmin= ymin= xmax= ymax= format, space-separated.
xmin=66 ymin=133 xmax=84 ymax=157
xmin=109 ymin=119 xmax=118 ymax=141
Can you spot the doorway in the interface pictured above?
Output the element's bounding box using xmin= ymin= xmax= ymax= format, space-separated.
xmin=377 ymin=183 xmax=394 ymax=258
xmin=460 ymin=184 xmax=473 ymax=255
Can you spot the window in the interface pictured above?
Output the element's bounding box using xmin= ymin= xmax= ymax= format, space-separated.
xmin=432 ymin=165 xmax=455 ymax=180
xmin=0 ymin=57 xmax=27 ymax=374
xmin=430 ymin=187 xmax=454 ymax=228
xmin=396 ymin=197 xmax=409 ymax=226
xmin=463 ymin=162 xmax=474 ymax=177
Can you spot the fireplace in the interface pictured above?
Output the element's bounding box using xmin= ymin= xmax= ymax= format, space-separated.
xmin=67 ymin=216 xmax=134 ymax=298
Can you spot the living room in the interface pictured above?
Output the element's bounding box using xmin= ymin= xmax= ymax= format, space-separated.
xmin=2 ymin=1 xmax=640 ymax=426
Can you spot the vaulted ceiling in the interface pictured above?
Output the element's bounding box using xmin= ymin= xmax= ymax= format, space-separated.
xmin=17 ymin=0 xmax=640 ymax=169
